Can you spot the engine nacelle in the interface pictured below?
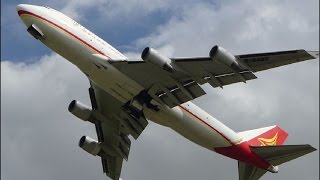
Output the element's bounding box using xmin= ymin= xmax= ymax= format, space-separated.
xmin=210 ymin=45 xmax=241 ymax=70
xmin=141 ymin=47 xmax=175 ymax=72
xmin=68 ymin=100 xmax=92 ymax=121
xmin=79 ymin=136 xmax=101 ymax=156
xmin=27 ymin=24 xmax=44 ymax=39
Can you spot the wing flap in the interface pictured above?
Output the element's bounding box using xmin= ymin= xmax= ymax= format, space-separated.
xmin=148 ymin=80 xmax=206 ymax=108
xmin=95 ymin=121 xmax=104 ymax=142
xmin=205 ymin=70 xmax=257 ymax=88
xmin=101 ymin=158 xmax=109 ymax=174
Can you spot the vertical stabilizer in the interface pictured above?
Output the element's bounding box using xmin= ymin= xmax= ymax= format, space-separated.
xmin=238 ymin=125 xmax=288 ymax=146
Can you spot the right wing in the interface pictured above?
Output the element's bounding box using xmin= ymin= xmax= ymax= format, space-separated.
xmin=110 ymin=49 xmax=318 ymax=108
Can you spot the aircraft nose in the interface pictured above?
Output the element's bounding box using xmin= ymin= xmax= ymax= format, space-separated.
xmin=17 ymin=4 xmax=29 ymax=14
xmin=17 ymin=4 xmax=41 ymax=15
xmin=16 ymin=4 xmax=41 ymax=27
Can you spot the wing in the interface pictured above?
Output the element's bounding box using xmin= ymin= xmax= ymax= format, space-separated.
xmin=237 ymin=49 xmax=318 ymax=72
xmin=89 ymin=81 xmax=148 ymax=180
xmin=111 ymin=49 xmax=318 ymax=108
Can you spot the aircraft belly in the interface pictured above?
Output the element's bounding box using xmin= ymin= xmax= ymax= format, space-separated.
xmin=144 ymin=102 xmax=242 ymax=149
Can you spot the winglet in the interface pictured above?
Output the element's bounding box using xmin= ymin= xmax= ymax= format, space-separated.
xmin=307 ymin=51 xmax=319 ymax=59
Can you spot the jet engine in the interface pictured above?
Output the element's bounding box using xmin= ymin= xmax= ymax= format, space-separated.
xmin=210 ymin=45 xmax=241 ymax=71
xmin=27 ymin=24 xmax=44 ymax=39
xmin=68 ymin=100 xmax=92 ymax=121
xmin=141 ymin=47 xmax=175 ymax=72
xmin=79 ymin=136 xmax=101 ymax=156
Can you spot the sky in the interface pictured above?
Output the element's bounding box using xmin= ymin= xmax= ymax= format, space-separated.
xmin=1 ymin=0 xmax=319 ymax=180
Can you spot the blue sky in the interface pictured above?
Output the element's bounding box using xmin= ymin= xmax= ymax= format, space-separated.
xmin=1 ymin=0 xmax=164 ymax=61
xmin=1 ymin=0 xmax=319 ymax=180
xmin=1 ymin=0 xmax=221 ymax=62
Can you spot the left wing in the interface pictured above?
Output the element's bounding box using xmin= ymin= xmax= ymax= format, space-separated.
xmin=78 ymin=82 xmax=148 ymax=180
xmin=110 ymin=47 xmax=318 ymax=108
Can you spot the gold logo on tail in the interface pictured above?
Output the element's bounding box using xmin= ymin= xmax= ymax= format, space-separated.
xmin=258 ymin=132 xmax=278 ymax=146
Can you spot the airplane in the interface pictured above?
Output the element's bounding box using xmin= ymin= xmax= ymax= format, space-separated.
xmin=17 ymin=4 xmax=318 ymax=180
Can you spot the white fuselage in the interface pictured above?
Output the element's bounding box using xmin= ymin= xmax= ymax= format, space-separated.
xmin=18 ymin=5 xmax=243 ymax=150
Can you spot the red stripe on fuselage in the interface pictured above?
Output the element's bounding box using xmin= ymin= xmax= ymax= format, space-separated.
xmin=18 ymin=10 xmax=112 ymax=59
xmin=179 ymin=105 xmax=233 ymax=145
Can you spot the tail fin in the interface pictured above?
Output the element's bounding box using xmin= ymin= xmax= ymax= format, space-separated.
xmin=238 ymin=125 xmax=288 ymax=146
xmin=238 ymin=144 xmax=316 ymax=180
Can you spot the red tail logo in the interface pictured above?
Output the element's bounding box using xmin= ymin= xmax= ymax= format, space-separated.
xmin=257 ymin=132 xmax=278 ymax=146
xmin=248 ymin=126 xmax=288 ymax=146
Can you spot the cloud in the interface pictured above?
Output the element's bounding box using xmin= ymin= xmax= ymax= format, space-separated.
xmin=33 ymin=0 xmax=206 ymax=22
xmin=2 ymin=0 xmax=319 ymax=180
xmin=1 ymin=54 xmax=98 ymax=180
xmin=58 ymin=0 xmax=206 ymax=21
xmin=132 ymin=0 xmax=319 ymax=57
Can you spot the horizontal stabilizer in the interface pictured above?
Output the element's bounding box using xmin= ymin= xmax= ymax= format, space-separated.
xmin=251 ymin=144 xmax=316 ymax=166
xmin=238 ymin=144 xmax=316 ymax=180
